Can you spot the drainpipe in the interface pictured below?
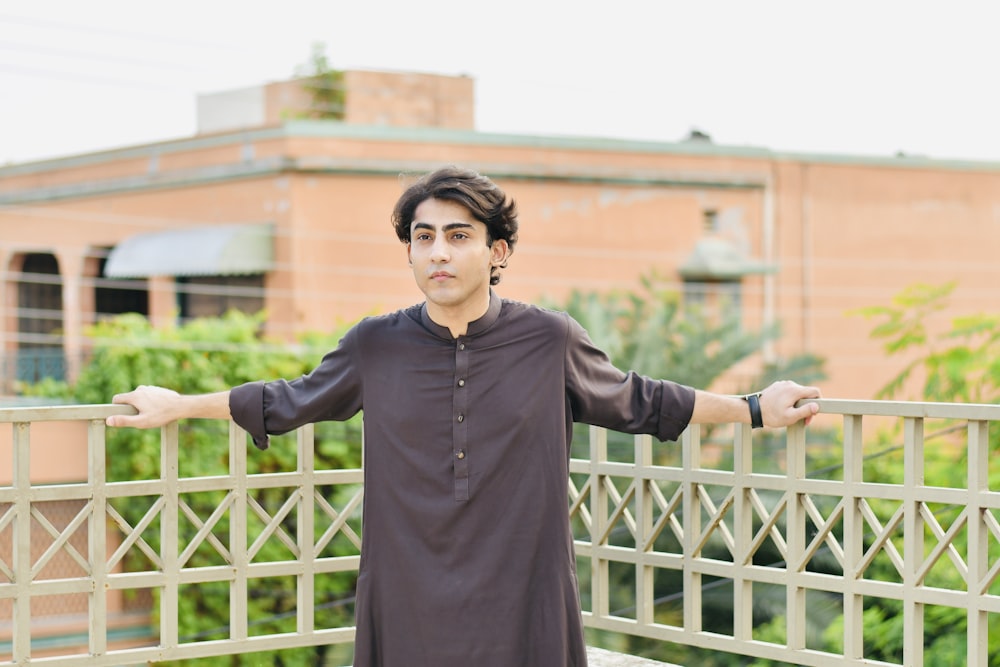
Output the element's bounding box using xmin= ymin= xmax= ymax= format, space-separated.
xmin=762 ymin=174 xmax=776 ymax=364
xmin=58 ymin=251 xmax=84 ymax=385
xmin=800 ymin=164 xmax=811 ymax=352
xmin=0 ymin=248 xmax=8 ymax=390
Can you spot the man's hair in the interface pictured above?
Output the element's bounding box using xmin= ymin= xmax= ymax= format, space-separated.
xmin=391 ymin=166 xmax=519 ymax=285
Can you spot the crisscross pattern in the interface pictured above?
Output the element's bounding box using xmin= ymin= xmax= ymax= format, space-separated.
xmin=572 ymin=400 xmax=1000 ymax=666
xmin=2 ymin=399 xmax=1000 ymax=665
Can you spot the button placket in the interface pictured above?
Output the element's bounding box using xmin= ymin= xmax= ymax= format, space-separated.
xmin=453 ymin=337 xmax=471 ymax=502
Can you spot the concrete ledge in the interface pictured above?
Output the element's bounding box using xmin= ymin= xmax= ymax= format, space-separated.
xmin=586 ymin=646 xmax=680 ymax=666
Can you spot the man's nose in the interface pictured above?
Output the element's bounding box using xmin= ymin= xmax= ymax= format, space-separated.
xmin=429 ymin=237 xmax=450 ymax=261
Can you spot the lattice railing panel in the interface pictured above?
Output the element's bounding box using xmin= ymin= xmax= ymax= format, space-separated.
xmin=4 ymin=399 xmax=1000 ymax=666
xmin=574 ymin=400 xmax=1000 ymax=667
xmin=645 ymin=480 xmax=685 ymax=555
xmin=177 ymin=491 xmax=234 ymax=568
xmin=0 ymin=409 xmax=362 ymax=666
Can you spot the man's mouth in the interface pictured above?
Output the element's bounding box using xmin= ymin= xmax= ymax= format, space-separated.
xmin=430 ymin=271 xmax=453 ymax=281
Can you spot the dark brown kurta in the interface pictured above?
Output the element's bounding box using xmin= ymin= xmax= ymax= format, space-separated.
xmin=229 ymin=292 xmax=695 ymax=667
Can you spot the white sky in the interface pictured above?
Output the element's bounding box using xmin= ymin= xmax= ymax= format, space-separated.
xmin=2 ymin=0 xmax=999 ymax=165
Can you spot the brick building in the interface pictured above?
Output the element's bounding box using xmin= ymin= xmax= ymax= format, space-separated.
xmin=2 ymin=68 xmax=1000 ymax=404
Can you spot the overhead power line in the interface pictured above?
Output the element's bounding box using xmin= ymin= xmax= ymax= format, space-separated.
xmin=0 ymin=12 xmax=280 ymax=98
xmin=0 ymin=39 xmax=206 ymax=72
xmin=0 ymin=63 xmax=183 ymax=91
xmin=0 ymin=12 xmax=248 ymax=52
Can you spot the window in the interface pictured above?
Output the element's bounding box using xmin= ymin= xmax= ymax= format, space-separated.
xmin=702 ymin=209 xmax=720 ymax=233
xmin=16 ymin=253 xmax=65 ymax=382
xmin=683 ymin=279 xmax=743 ymax=324
xmin=177 ymin=275 xmax=265 ymax=320
xmin=94 ymin=253 xmax=149 ymax=319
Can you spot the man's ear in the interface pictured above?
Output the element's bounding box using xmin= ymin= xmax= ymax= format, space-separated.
xmin=406 ymin=243 xmax=412 ymax=265
xmin=490 ymin=239 xmax=510 ymax=267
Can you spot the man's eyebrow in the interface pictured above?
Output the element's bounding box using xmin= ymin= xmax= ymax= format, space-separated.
xmin=412 ymin=221 xmax=476 ymax=231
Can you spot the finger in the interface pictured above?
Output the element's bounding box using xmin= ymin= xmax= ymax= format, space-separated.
xmin=107 ymin=413 xmax=139 ymax=428
xmin=107 ymin=414 xmax=129 ymax=427
xmin=111 ymin=392 xmax=135 ymax=405
xmin=803 ymin=401 xmax=820 ymax=425
xmin=793 ymin=392 xmax=822 ymax=408
xmin=108 ymin=412 xmax=156 ymax=429
xmin=800 ymin=385 xmax=822 ymax=399
xmin=792 ymin=401 xmax=820 ymax=424
xmin=797 ymin=398 xmax=820 ymax=412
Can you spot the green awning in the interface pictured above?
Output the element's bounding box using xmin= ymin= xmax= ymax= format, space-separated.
xmin=678 ymin=237 xmax=776 ymax=281
xmin=104 ymin=223 xmax=274 ymax=278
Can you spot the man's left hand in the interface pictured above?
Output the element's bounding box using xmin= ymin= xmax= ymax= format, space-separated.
xmin=758 ymin=380 xmax=821 ymax=427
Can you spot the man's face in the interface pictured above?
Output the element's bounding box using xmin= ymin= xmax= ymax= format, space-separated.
xmin=407 ymin=198 xmax=508 ymax=318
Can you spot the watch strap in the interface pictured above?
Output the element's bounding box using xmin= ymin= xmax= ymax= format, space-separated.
xmin=745 ymin=393 xmax=764 ymax=429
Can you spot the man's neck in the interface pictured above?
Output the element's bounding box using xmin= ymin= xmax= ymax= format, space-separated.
xmin=426 ymin=293 xmax=491 ymax=338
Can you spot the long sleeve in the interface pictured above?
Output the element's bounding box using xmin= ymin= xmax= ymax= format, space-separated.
xmin=563 ymin=314 xmax=695 ymax=442
xmin=229 ymin=325 xmax=365 ymax=449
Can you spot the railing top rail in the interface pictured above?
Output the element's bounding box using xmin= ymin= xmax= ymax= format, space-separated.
xmin=3 ymin=398 xmax=998 ymax=424
xmin=0 ymin=403 xmax=137 ymax=423
xmin=804 ymin=397 xmax=1000 ymax=420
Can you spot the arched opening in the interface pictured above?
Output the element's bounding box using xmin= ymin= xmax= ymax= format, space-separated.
xmin=16 ymin=252 xmax=65 ymax=382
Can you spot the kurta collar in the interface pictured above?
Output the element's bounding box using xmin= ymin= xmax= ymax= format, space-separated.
xmin=420 ymin=290 xmax=502 ymax=340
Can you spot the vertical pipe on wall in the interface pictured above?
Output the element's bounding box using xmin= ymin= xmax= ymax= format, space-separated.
xmin=762 ymin=174 xmax=776 ymax=363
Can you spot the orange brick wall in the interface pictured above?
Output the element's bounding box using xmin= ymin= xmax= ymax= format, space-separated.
xmin=2 ymin=124 xmax=999 ymax=407
xmin=260 ymin=70 xmax=475 ymax=130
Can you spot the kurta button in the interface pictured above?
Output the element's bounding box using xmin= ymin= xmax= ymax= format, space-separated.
xmin=458 ymin=343 xmax=465 ymax=350
xmin=457 ymin=414 xmax=464 ymax=422
xmin=456 ymin=450 xmax=466 ymax=460
xmin=458 ymin=379 xmax=466 ymax=387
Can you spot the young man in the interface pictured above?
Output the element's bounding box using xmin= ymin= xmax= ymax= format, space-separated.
xmin=109 ymin=166 xmax=820 ymax=667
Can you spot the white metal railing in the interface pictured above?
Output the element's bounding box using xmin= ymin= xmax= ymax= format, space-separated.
xmin=572 ymin=399 xmax=1000 ymax=666
xmin=1 ymin=399 xmax=999 ymax=665
xmin=0 ymin=405 xmax=362 ymax=666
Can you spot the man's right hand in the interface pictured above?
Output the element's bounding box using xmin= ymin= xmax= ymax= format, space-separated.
xmin=106 ymin=386 xmax=231 ymax=429
xmin=107 ymin=385 xmax=183 ymax=429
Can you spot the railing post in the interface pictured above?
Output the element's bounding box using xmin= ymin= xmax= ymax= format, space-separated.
xmin=682 ymin=424 xmax=702 ymax=634
xmin=967 ymin=419 xmax=989 ymax=665
xmin=297 ymin=423 xmax=316 ymax=634
xmin=785 ymin=420 xmax=808 ymax=651
xmin=88 ymin=418 xmax=109 ymax=656
xmin=589 ymin=425 xmax=609 ymax=619
xmin=841 ymin=414 xmax=865 ymax=661
xmin=635 ymin=433 xmax=653 ymax=627
xmin=12 ymin=421 xmax=32 ymax=663
xmin=160 ymin=421 xmax=179 ymax=648
xmin=229 ymin=421 xmax=249 ymax=641
xmin=733 ymin=423 xmax=753 ymax=642
xmin=902 ymin=417 xmax=924 ymax=667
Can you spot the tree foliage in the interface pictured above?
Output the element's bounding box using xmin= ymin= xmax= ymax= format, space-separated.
xmin=553 ymin=274 xmax=830 ymax=665
xmin=854 ymin=280 xmax=1000 ymax=405
xmin=610 ymin=279 xmax=1000 ymax=665
xmin=293 ymin=42 xmax=345 ymax=121
xmin=30 ymin=311 xmax=362 ymax=666
xmin=554 ymin=273 xmax=825 ymax=399
xmin=748 ymin=283 xmax=1000 ymax=666
xmin=840 ymin=282 xmax=1000 ymax=665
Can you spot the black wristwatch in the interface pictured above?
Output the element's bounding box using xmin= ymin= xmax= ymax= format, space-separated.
xmin=744 ymin=392 xmax=764 ymax=429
